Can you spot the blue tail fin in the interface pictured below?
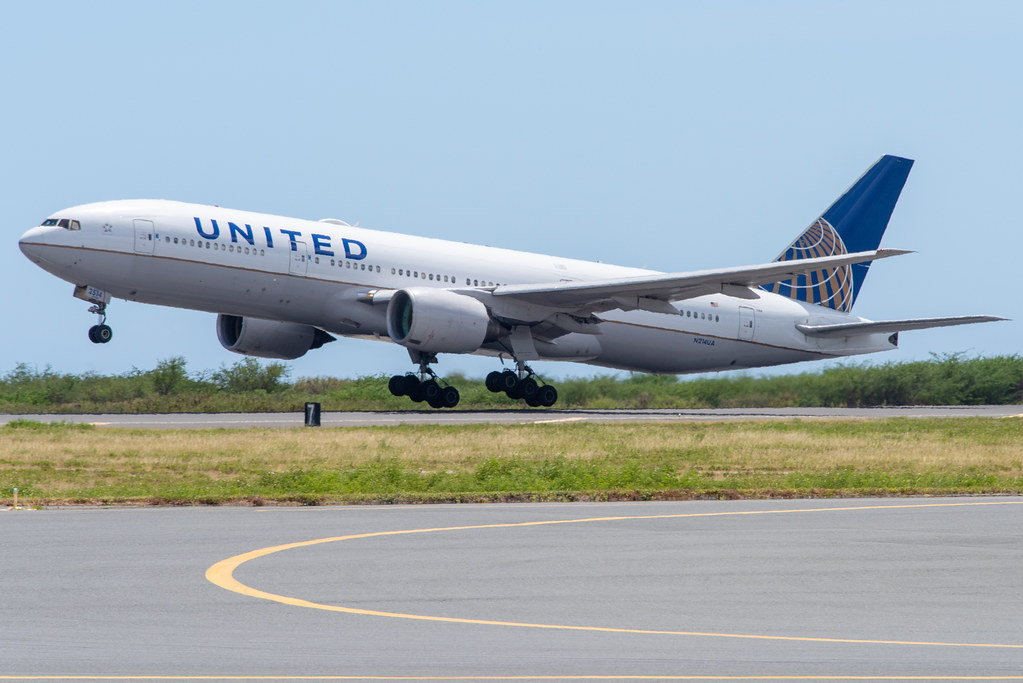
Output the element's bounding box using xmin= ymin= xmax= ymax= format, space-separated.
xmin=761 ymin=155 xmax=914 ymax=312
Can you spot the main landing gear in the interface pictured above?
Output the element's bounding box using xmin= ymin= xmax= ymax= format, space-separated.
xmin=485 ymin=363 xmax=558 ymax=407
xmin=387 ymin=353 xmax=560 ymax=409
xmin=388 ymin=352 xmax=460 ymax=409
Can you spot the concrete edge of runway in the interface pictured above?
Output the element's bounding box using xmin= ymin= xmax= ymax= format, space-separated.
xmin=2 ymin=404 xmax=1022 ymax=429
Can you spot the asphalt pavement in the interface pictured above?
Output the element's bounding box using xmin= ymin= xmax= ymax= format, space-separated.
xmin=2 ymin=498 xmax=1023 ymax=680
xmin=3 ymin=404 xmax=1022 ymax=429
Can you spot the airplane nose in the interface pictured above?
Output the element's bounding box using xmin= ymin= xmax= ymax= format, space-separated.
xmin=19 ymin=225 xmax=53 ymax=262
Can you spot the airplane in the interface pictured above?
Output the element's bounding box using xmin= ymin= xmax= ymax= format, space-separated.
xmin=18 ymin=155 xmax=1003 ymax=409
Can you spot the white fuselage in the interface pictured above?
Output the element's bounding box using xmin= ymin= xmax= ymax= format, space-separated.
xmin=18 ymin=199 xmax=896 ymax=374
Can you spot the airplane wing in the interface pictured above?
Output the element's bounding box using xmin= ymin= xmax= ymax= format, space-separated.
xmin=796 ymin=315 xmax=1008 ymax=337
xmin=491 ymin=249 xmax=911 ymax=315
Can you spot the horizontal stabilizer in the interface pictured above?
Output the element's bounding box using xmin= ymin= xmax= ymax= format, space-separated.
xmin=796 ymin=315 xmax=1007 ymax=338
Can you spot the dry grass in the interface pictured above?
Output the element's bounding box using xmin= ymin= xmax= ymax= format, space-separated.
xmin=2 ymin=419 xmax=1022 ymax=504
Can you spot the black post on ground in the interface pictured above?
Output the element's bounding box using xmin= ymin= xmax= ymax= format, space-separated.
xmin=304 ymin=402 xmax=321 ymax=427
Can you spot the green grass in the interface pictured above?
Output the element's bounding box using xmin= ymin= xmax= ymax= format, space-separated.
xmin=3 ymin=418 xmax=1021 ymax=506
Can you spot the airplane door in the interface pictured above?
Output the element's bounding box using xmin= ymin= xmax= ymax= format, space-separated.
xmin=738 ymin=306 xmax=755 ymax=341
xmin=133 ymin=219 xmax=155 ymax=254
xmin=289 ymin=241 xmax=308 ymax=276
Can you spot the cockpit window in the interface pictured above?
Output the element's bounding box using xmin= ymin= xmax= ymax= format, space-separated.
xmin=40 ymin=218 xmax=81 ymax=230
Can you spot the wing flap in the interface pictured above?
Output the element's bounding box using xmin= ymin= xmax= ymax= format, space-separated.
xmin=492 ymin=249 xmax=910 ymax=312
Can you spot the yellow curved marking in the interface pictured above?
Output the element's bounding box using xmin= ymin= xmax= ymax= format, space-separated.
xmin=206 ymin=501 xmax=1023 ymax=650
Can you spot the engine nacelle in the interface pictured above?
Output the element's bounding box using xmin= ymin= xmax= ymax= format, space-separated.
xmin=216 ymin=314 xmax=334 ymax=360
xmin=386 ymin=288 xmax=496 ymax=354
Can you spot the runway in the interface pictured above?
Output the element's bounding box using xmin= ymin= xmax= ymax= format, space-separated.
xmin=3 ymin=498 xmax=1023 ymax=680
xmin=3 ymin=404 xmax=1022 ymax=429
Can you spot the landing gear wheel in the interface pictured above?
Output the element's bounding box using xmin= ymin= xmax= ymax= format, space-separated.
xmin=88 ymin=324 xmax=113 ymax=344
xmin=499 ymin=370 xmax=518 ymax=393
xmin=537 ymin=384 xmax=558 ymax=407
xmin=485 ymin=371 xmax=504 ymax=393
xmin=407 ymin=377 xmax=426 ymax=402
xmin=388 ymin=374 xmax=410 ymax=396
xmin=441 ymin=386 xmax=460 ymax=408
xmin=421 ymin=379 xmax=441 ymax=404
xmin=518 ymin=377 xmax=538 ymax=403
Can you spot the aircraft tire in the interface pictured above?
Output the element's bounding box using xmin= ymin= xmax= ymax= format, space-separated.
xmin=485 ymin=371 xmax=503 ymax=393
xmin=441 ymin=386 xmax=460 ymax=408
xmin=499 ymin=370 xmax=518 ymax=393
xmin=422 ymin=379 xmax=441 ymax=404
xmin=537 ymin=384 xmax=558 ymax=407
xmin=519 ymin=377 xmax=538 ymax=402
xmin=407 ymin=378 xmax=425 ymax=402
xmin=89 ymin=324 xmax=113 ymax=344
xmin=388 ymin=374 xmax=409 ymax=396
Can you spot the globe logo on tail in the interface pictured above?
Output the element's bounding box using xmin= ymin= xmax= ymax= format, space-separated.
xmin=763 ymin=218 xmax=854 ymax=313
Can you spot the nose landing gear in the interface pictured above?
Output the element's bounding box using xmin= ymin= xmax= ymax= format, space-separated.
xmin=74 ymin=285 xmax=113 ymax=344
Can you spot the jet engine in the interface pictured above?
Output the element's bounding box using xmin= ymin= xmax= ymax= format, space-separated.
xmin=216 ymin=314 xmax=335 ymax=360
xmin=386 ymin=288 xmax=499 ymax=354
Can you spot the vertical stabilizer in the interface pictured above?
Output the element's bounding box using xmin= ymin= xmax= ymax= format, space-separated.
xmin=762 ymin=155 xmax=914 ymax=312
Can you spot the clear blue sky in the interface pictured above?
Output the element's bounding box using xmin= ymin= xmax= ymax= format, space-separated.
xmin=4 ymin=1 xmax=1020 ymax=381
